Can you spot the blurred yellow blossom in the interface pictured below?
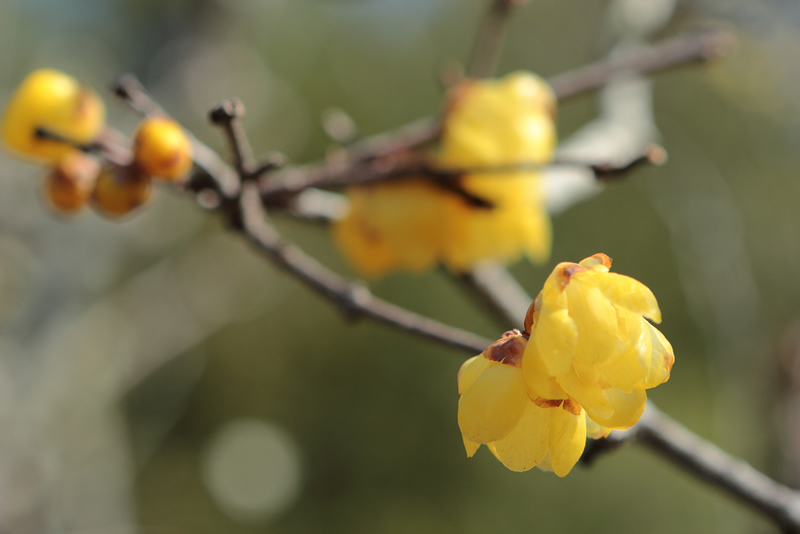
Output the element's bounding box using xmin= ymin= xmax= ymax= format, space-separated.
xmin=457 ymin=254 xmax=673 ymax=476
xmin=334 ymin=71 xmax=556 ymax=277
xmin=2 ymin=69 xmax=106 ymax=163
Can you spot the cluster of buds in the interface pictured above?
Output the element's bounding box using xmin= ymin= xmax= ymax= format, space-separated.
xmin=1 ymin=69 xmax=193 ymax=218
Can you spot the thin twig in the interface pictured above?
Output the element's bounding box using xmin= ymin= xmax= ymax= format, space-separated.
xmin=208 ymin=99 xmax=256 ymax=178
xmin=468 ymin=0 xmax=526 ymax=78
xmin=260 ymin=145 xmax=666 ymax=204
xmin=592 ymin=404 xmax=800 ymax=533
xmin=549 ymin=24 xmax=734 ymax=101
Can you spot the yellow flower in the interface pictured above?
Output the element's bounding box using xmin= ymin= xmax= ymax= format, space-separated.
xmin=333 ymin=71 xmax=556 ymax=277
xmin=457 ymin=254 xmax=674 ymax=476
xmin=458 ymin=332 xmax=587 ymax=477
xmin=2 ymin=69 xmax=106 ymax=163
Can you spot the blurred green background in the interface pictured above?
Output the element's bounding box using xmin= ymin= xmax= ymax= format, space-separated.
xmin=1 ymin=0 xmax=799 ymax=532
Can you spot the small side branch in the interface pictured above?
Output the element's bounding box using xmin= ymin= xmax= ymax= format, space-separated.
xmin=209 ymin=99 xmax=257 ymax=178
xmin=549 ymin=24 xmax=735 ymax=101
xmin=587 ymin=404 xmax=800 ymax=533
xmin=468 ymin=0 xmax=527 ymax=78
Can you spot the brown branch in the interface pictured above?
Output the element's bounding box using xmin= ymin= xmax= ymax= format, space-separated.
xmin=587 ymin=404 xmax=800 ymax=533
xmin=331 ymin=24 xmax=731 ymax=168
xmin=257 ymin=25 xmax=728 ymax=204
xmin=468 ymin=0 xmax=527 ymax=78
xmin=260 ymin=145 xmax=665 ymax=208
xmin=208 ymin=99 xmax=256 ymax=178
xmin=549 ymin=24 xmax=735 ymax=101
xmin=237 ymin=183 xmax=491 ymax=354
xmin=202 ymin=100 xmax=493 ymax=355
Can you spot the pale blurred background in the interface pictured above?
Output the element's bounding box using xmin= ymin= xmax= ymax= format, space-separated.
xmin=0 ymin=0 xmax=799 ymax=532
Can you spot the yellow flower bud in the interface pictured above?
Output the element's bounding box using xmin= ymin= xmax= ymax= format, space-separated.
xmin=133 ymin=117 xmax=193 ymax=181
xmin=2 ymin=69 xmax=105 ymax=163
xmin=43 ymin=150 xmax=100 ymax=215
xmin=92 ymin=165 xmax=153 ymax=218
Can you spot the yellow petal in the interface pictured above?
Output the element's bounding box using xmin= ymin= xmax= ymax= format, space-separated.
xmin=458 ymin=363 xmax=528 ymax=443
xmin=585 ymin=415 xmax=610 ymax=439
xmin=589 ymin=387 xmax=647 ymax=430
xmin=581 ymin=270 xmax=662 ymax=323
xmin=566 ymin=278 xmax=618 ymax=366
xmin=491 ymin=402 xmax=550 ymax=472
xmin=578 ymin=253 xmax=612 ymax=270
xmin=547 ymin=406 xmax=587 ymax=477
xmin=641 ymin=322 xmax=674 ymax=388
xmin=597 ymin=310 xmax=649 ymax=392
xmin=557 ymin=363 xmax=614 ymax=420
xmin=535 ymin=453 xmax=553 ymax=473
xmin=533 ymin=305 xmax=578 ymax=376
xmin=463 ymin=436 xmax=481 ymax=457
xmin=522 ymin=341 xmax=569 ymax=400
xmin=600 ymin=349 xmax=647 ymax=394
xmin=457 ymin=355 xmax=492 ymax=396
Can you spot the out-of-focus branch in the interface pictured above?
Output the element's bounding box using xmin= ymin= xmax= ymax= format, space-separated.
xmin=548 ymin=24 xmax=734 ymax=101
xmin=204 ymin=101 xmax=492 ymax=355
xmin=260 ymin=144 xmax=666 ymax=206
xmin=113 ymin=25 xmax=730 ymax=219
xmin=258 ymin=25 xmax=729 ymax=206
xmin=585 ymin=404 xmax=800 ymax=533
xmin=468 ymin=0 xmax=527 ymax=78
xmin=458 ymin=262 xmax=532 ymax=331
xmin=236 ymin=184 xmax=490 ymax=354
xmin=208 ymin=99 xmax=257 ymax=178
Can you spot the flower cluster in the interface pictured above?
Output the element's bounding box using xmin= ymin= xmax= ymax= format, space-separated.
xmin=457 ymin=254 xmax=674 ymax=476
xmin=333 ymin=71 xmax=556 ymax=276
xmin=2 ymin=69 xmax=193 ymax=218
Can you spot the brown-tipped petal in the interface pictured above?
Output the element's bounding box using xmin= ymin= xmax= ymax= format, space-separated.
xmin=578 ymin=253 xmax=612 ymax=270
